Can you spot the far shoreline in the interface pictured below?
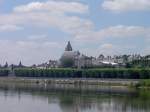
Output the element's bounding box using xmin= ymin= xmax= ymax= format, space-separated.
xmin=0 ymin=77 xmax=140 ymax=87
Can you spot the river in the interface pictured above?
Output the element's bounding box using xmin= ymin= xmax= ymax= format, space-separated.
xmin=0 ymin=83 xmax=149 ymax=112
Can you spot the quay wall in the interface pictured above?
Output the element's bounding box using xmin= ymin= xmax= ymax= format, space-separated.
xmin=0 ymin=77 xmax=139 ymax=86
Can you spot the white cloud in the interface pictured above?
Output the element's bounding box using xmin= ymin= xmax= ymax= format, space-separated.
xmin=1 ymin=1 xmax=147 ymax=41
xmin=97 ymin=43 xmax=118 ymax=55
xmin=74 ymin=25 xmax=150 ymax=41
xmin=28 ymin=34 xmax=48 ymax=41
xmin=0 ymin=24 xmax=23 ymax=32
xmin=81 ymin=43 xmax=139 ymax=57
xmin=102 ymin=0 xmax=150 ymax=12
xmin=14 ymin=1 xmax=88 ymax=14
xmin=0 ymin=1 xmax=92 ymax=37
xmin=100 ymin=43 xmax=113 ymax=49
xmin=0 ymin=39 xmax=62 ymax=65
xmin=98 ymin=25 xmax=150 ymax=38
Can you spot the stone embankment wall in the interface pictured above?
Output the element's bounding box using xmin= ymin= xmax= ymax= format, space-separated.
xmin=0 ymin=77 xmax=139 ymax=86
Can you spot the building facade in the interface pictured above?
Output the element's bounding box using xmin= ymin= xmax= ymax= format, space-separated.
xmin=60 ymin=41 xmax=93 ymax=68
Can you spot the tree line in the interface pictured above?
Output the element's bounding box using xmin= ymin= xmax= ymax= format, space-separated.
xmin=0 ymin=69 xmax=9 ymax=76
xmin=14 ymin=68 xmax=150 ymax=79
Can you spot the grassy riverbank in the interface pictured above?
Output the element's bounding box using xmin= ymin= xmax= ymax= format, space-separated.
xmin=0 ymin=68 xmax=150 ymax=88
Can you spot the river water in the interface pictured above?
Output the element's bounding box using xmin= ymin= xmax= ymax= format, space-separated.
xmin=0 ymin=83 xmax=149 ymax=112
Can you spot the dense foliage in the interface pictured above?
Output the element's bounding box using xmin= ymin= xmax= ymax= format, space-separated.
xmin=130 ymin=60 xmax=150 ymax=68
xmin=14 ymin=68 xmax=150 ymax=79
xmin=137 ymin=79 xmax=150 ymax=87
xmin=0 ymin=69 xmax=9 ymax=76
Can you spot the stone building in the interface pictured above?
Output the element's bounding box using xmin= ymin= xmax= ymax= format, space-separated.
xmin=60 ymin=41 xmax=92 ymax=68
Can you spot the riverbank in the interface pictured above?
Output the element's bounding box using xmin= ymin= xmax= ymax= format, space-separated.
xmin=0 ymin=77 xmax=140 ymax=87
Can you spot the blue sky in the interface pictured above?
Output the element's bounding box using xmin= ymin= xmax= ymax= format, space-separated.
xmin=0 ymin=0 xmax=150 ymax=65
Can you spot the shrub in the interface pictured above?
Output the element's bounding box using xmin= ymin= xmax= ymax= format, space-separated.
xmin=0 ymin=69 xmax=9 ymax=76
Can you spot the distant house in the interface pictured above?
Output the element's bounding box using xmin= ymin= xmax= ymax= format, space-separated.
xmin=36 ymin=60 xmax=58 ymax=69
xmin=48 ymin=60 xmax=58 ymax=68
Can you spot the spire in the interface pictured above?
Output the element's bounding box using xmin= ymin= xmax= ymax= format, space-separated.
xmin=18 ymin=61 xmax=24 ymax=67
xmin=19 ymin=61 xmax=22 ymax=66
xmin=65 ymin=41 xmax=73 ymax=51
xmin=4 ymin=62 xmax=8 ymax=68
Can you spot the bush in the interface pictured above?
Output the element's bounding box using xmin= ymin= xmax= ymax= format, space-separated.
xmin=138 ymin=79 xmax=150 ymax=87
xmin=0 ymin=69 xmax=9 ymax=76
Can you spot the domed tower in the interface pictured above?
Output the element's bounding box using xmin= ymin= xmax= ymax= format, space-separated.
xmin=60 ymin=41 xmax=76 ymax=68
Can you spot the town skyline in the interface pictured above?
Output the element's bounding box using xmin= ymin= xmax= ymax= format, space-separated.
xmin=0 ymin=0 xmax=150 ymax=65
xmin=0 ymin=41 xmax=149 ymax=68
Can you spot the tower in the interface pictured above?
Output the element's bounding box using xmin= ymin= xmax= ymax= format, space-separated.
xmin=65 ymin=41 xmax=73 ymax=51
xmin=19 ymin=61 xmax=22 ymax=67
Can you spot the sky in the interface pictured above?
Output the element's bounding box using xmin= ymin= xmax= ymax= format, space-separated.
xmin=0 ymin=0 xmax=150 ymax=65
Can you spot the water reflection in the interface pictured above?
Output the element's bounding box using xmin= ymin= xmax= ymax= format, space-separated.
xmin=0 ymin=83 xmax=150 ymax=112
